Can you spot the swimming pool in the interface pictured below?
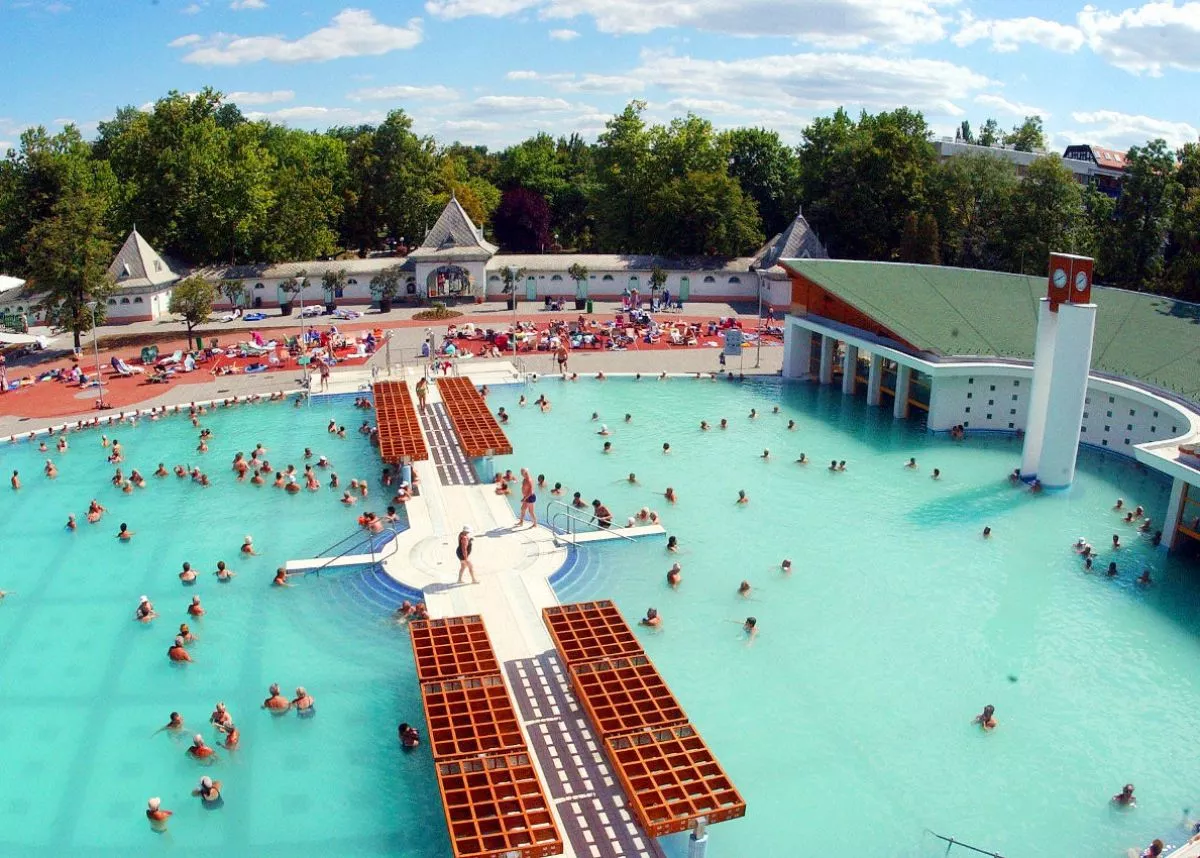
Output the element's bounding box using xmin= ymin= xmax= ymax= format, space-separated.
xmin=490 ymin=376 xmax=1200 ymax=857
xmin=0 ymin=395 xmax=448 ymax=857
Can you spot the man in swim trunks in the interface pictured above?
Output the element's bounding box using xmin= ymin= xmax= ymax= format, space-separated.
xmin=168 ymin=636 xmax=191 ymax=662
xmin=263 ymin=683 xmax=290 ymax=711
xmin=517 ymin=469 xmax=537 ymax=528
xmin=592 ymin=500 xmax=613 ymax=528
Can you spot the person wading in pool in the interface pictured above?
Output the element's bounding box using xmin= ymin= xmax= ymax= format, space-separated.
xmin=456 ymin=525 xmax=477 ymax=584
xmin=516 ymin=468 xmax=538 ymax=529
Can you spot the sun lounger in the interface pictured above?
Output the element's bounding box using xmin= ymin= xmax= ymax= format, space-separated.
xmin=157 ymin=350 xmax=183 ymax=367
xmin=112 ymin=357 xmax=145 ymax=376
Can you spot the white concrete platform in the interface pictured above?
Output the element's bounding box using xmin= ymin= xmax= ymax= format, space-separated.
xmin=571 ymin=523 xmax=666 ymax=544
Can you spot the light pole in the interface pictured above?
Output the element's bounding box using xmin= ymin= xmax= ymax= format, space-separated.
xmin=754 ymin=276 xmax=763 ymax=369
xmin=85 ymin=300 xmax=103 ymax=410
xmin=507 ymin=265 xmax=518 ymax=365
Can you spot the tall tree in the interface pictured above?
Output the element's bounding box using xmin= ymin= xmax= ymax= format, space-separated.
xmin=721 ymin=127 xmax=801 ymax=238
xmin=25 ymin=183 xmax=116 ymax=349
xmin=592 ymin=101 xmax=653 ymax=252
xmin=645 ymin=171 xmax=762 ymax=257
xmin=1163 ymin=140 xmax=1200 ymax=300
xmin=168 ymin=275 xmax=216 ymax=342
xmin=958 ymin=120 xmax=974 ymax=144
xmin=1106 ymin=139 xmax=1178 ymax=289
xmin=1004 ymin=116 xmax=1047 ymax=153
xmin=928 ymin=152 xmax=1019 ymax=269
xmin=977 ymin=118 xmax=1001 ymax=147
xmin=1004 ymin=156 xmax=1084 ymax=274
xmin=492 ymin=187 xmax=552 ymax=252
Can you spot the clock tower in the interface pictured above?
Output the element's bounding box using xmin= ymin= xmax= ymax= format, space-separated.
xmin=1021 ymin=252 xmax=1098 ymax=489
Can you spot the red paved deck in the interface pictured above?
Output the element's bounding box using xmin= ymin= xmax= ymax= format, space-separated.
xmin=371 ymin=380 xmax=429 ymax=463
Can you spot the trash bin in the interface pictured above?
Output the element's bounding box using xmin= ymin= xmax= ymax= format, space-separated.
xmin=195 ymin=335 xmax=204 ymax=351
xmin=586 ymin=299 xmax=594 ymax=314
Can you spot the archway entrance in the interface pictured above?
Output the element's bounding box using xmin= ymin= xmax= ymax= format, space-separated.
xmin=426 ymin=265 xmax=473 ymax=299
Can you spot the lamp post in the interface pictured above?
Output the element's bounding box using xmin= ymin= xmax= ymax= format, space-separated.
xmin=507 ymin=265 xmax=518 ymax=365
xmin=754 ymin=276 xmax=763 ymax=369
xmin=85 ymin=300 xmax=103 ymax=411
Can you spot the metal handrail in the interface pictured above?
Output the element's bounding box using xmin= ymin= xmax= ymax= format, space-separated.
xmin=546 ymin=500 xmax=637 ymax=544
xmin=300 ymin=524 xmax=402 ymax=577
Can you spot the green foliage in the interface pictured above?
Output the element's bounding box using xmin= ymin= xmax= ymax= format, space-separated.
xmin=649 ymin=266 xmax=668 ymax=290
xmin=1003 ymin=157 xmax=1085 ymax=273
xmin=928 ymin=153 xmax=1019 ymax=269
xmin=977 ymin=119 xmax=1001 ymax=147
xmin=1106 ymin=139 xmax=1178 ymax=289
xmin=168 ymin=274 xmax=216 ymax=335
xmin=721 ymin=127 xmax=801 ymax=238
xmin=321 ymin=268 xmax=347 ymax=301
xmin=368 ymin=264 xmax=405 ymax=299
xmin=1004 ymin=116 xmax=1047 ymax=153
xmin=219 ymin=278 xmax=247 ymax=308
xmin=646 ymin=171 xmax=763 ymax=257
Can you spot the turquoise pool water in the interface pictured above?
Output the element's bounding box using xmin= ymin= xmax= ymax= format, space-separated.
xmin=491 ymin=376 xmax=1200 ymax=857
xmin=0 ymin=396 xmax=447 ymax=857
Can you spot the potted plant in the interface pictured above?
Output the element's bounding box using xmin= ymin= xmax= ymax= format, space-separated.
xmin=322 ymin=268 xmax=347 ymax=313
xmin=650 ymin=265 xmax=668 ymax=306
xmin=219 ymin=279 xmax=246 ymax=314
xmin=369 ymin=264 xmax=403 ymax=313
xmin=501 ymin=266 xmax=524 ymax=312
xmin=568 ymin=262 xmax=589 ymax=310
xmin=277 ymin=269 xmax=308 ymax=316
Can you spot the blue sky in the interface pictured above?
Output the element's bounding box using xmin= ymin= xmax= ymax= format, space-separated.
xmin=1 ymin=0 xmax=1198 ymax=154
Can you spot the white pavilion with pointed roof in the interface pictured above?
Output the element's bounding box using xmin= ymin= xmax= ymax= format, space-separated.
xmin=104 ymin=227 xmax=181 ymax=322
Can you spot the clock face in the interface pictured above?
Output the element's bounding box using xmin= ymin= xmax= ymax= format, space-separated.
xmin=1074 ymin=270 xmax=1089 ymax=292
xmin=1052 ymin=268 xmax=1067 ymax=288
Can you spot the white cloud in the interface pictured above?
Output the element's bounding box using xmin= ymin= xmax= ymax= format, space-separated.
xmin=471 ymin=95 xmax=574 ymax=112
xmin=549 ymin=28 xmax=579 ymax=39
xmin=426 ymin=0 xmax=956 ymax=46
xmin=632 ymin=51 xmax=993 ymax=116
xmin=503 ymin=69 xmax=642 ymax=92
xmin=169 ymin=33 xmax=203 ymax=47
xmin=347 ymin=84 xmax=458 ymax=101
xmin=952 ymin=13 xmax=1084 ymax=53
xmin=226 ymin=89 xmax=294 ymax=105
xmin=244 ymin=105 xmax=386 ymax=124
xmin=173 ymin=9 xmax=423 ymax=66
xmin=230 ymin=0 xmax=266 ymax=8
xmin=182 ymin=3 xmax=205 ymax=13
xmin=1067 ymin=108 xmax=1199 ymax=148
xmin=0 ymin=141 xmax=13 ymax=152
xmin=1078 ymin=1 xmax=1200 ymax=75
xmin=974 ymin=94 xmax=1049 ymax=118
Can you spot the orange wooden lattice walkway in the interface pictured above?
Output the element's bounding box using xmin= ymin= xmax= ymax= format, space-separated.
xmin=371 ymin=380 xmax=429 ymax=464
xmin=409 ymin=615 xmax=563 ymax=858
xmin=542 ymin=601 xmax=746 ymax=838
xmin=437 ymin=376 xmax=513 ymax=458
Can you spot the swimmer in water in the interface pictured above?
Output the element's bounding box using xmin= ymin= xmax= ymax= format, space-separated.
xmin=158 ymin=712 xmax=185 ymax=734
xmin=168 ymin=636 xmax=191 ymax=662
xmin=399 ymin=722 xmax=421 ymax=748
xmin=625 ymin=413 xmax=632 ymax=423
xmin=665 ymin=487 xmax=677 ymax=503
xmin=117 ymin=522 xmax=134 ymax=541
xmin=178 ymin=623 xmax=196 ymax=643
xmin=263 ymin=683 xmax=290 ymax=712
xmin=719 ymin=419 xmax=727 ymax=430
xmin=795 ymin=453 xmax=807 ymax=464
xmin=982 ymin=526 xmax=992 ymax=538
xmin=145 ymin=797 xmax=172 ymax=829
xmin=787 ymin=420 xmax=795 ymax=430
xmin=188 ymin=595 xmax=205 ymax=616
xmin=1114 ymin=498 xmax=1124 ymax=510
xmin=292 ymin=686 xmax=315 ymax=714
xmin=1112 ymin=534 xmax=1121 ymax=549
xmin=666 ymin=535 xmax=679 ymax=552
xmin=662 ymin=442 xmax=670 ymax=454
xmin=602 ymin=441 xmax=612 ymax=454
xmin=240 ymin=535 xmax=257 ymax=555
xmin=273 ymin=567 xmax=291 ymax=587
xmin=905 ymin=457 xmax=917 ymax=469
xmin=736 ymin=490 xmax=749 ymax=505
xmin=135 ymin=596 xmax=158 ymax=623
xmin=66 ymin=514 xmax=76 ymax=531
xmin=194 ymin=775 xmax=223 ymax=803
xmin=667 ymin=563 xmax=682 ymax=588
xmin=209 ymin=702 xmax=232 ymax=728
xmin=1106 ymin=562 xmax=1118 ymax=577
xmin=700 ymin=421 xmax=709 ymax=430
xmin=932 ymin=468 xmax=941 ymax=480
xmin=215 ymin=562 xmax=235 ymax=582
xmin=737 ymin=580 xmax=751 ymax=596
xmin=179 ymin=562 xmax=196 ymax=584
xmin=187 ymin=734 xmax=215 ymax=761
xmin=781 ymin=559 xmax=792 ymax=574
xmin=640 ymin=608 xmax=661 ymax=627
xmin=761 ymin=449 xmax=769 ymax=460
xmin=1112 ymin=784 xmax=1136 ymax=807
xmin=627 ymin=473 xmax=638 ymax=485
xmin=743 ymin=617 xmax=757 ymax=638
xmin=749 ymin=409 xmax=757 ymax=419
xmin=597 ymin=424 xmax=611 ymax=436
xmin=973 ymin=704 xmax=997 ymax=731
xmin=1137 ymin=569 xmax=1152 ymax=586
